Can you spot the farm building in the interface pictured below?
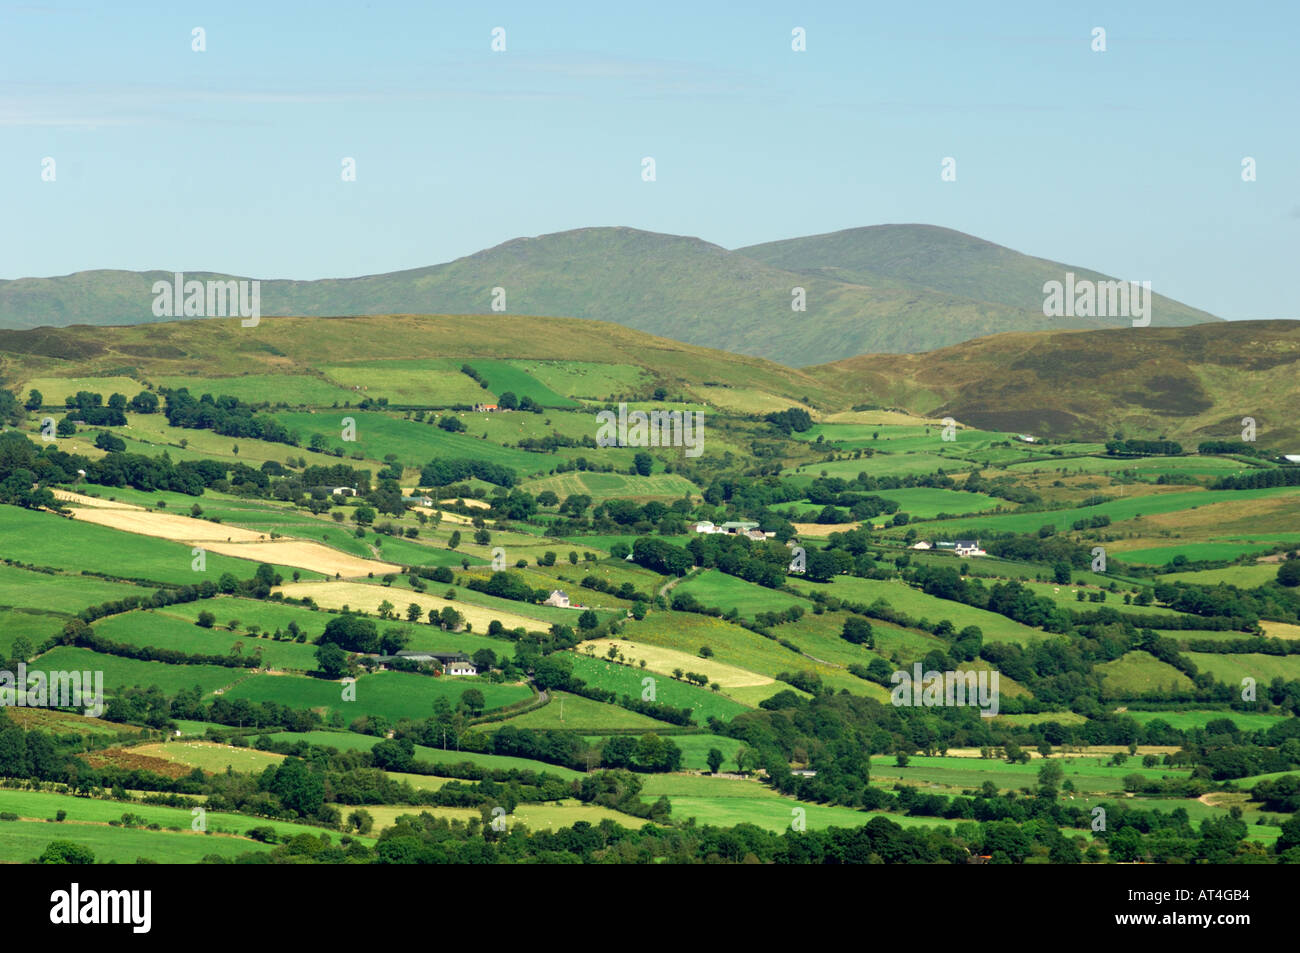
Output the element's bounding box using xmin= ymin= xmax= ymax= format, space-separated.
xmin=545 ymin=589 xmax=571 ymax=608
xmin=693 ymin=520 xmax=717 ymax=534
xmin=474 ymin=403 xmax=500 ymax=412
xmin=391 ymin=651 xmax=478 ymax=675
xmin=435 ymin=652 xmax=478 ymax=676
xmin=910 ymin=540 xmax=932 ymax=550
xmin=719 ymin=521 xmax=760 ymax=535
xmin=954 ymin=540 xmax=987 ymax=557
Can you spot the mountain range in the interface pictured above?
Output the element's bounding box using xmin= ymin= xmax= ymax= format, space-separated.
xmin=0 ymin=225 xmax=1220 ymax=366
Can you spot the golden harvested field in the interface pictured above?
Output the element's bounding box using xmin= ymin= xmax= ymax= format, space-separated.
xmin=1140 ymin=494 xmax=1300 ymax=536
xmin=689 ymin=385 xmax=814 ymax=416
xmin=1260 ymin=621 xmax=1300 ymax=640
xmin=67 ymin=506 xmax=269 ymax=543
xmin=203 ymin=540 xmax=400 ymax=576
xmin=54 ymin=489 xmax=398 ymax=576
xmin=791 ymin=521 xmax=860 ymax=537
xmin=52 ymin=490 xmax=140 ymax=509
xmin=577 ymin=638 xmax=774 ymax=689
xmin=275 ymin=581 xmax=549 ymax=631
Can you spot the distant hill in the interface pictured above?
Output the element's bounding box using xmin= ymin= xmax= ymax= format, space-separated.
xmin=737 ymin=224 xmax=1216 ymax=322
xmin=807 ymin=319 xmax=1300 ymax=447
xmin=0 ymin=225 xmax=1220 ymax=365
xmin=0 ymin=312 xmax=842 ymax=409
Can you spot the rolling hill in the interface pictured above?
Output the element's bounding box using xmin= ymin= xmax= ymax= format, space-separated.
xmin=0 ymin=226 xmax=1219 ymax=365
xmin=807 ymin=319 xmax=1300 ymax=445
xmin=0 ymin=312 xmax=843 ymax=410
xmin=1 ymin=313 xmax=1295 ymax=447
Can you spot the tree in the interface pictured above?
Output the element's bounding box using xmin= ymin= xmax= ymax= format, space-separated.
xmin=497 ymin=391 xmax=519 ymax=410
xmin=1278 ymin=560 xmax=1300 ymax=587
xmin=269 ymin=758 xmax=325 ymax=817
xmin=706 ymin=748 xmax=724 ymax=774
xmin=633 ymin=452 xmax=653 ymax=476
xmin=841 ymin=616 xmax=874 ymax=646
xmin=1037 ymin=758 xmax=1065 ymax=797
xmin=380 ymin=626 xmax=410 ymax=655
xmin=577 ymin=609 xmax=599 ymax=630
xmin=352 ymin=505 xmax=376 ymax=526
xmin=320 ymin=614 xmax=379 ymax=653
xmin=460 ymin=688 xmax=485 ymax=716
xmin=448 ymin=530 xmax=461 ymax=549
xmin=196 ymin=611 xmax=216 ymax=628
xmin=347 ymin=809 xmax=374 ymax=835
xmin=24 ymin=390 xmax=42 ymax=411
xmin=55 ymin=417 xmax=76 ymax=437
xmin=406 ymin=602 xmax=422 ymax=622
xmin=129 ymin=390 xmax=159 ymax=414
xmin=314 ymin=642 xmax=349 ymax=678
xmin=38 ymin=841 xmax=95 ymax=864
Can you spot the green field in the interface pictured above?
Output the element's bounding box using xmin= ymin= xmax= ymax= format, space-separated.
xmin=508 ymin=360 xmax=649 ymax=400
xmin=874 ymin=487 xmax=1006 ymax=520
xmin=0 ymin=608 xmax=65 ymax=655
xmin=156 ymin=374 xmax=355 ymax=406
xmin=262 ymin=730 xmax=586 ymax=780
xmin=318 ymin=360 xmax=493 ymax=405
xmin=869 ymin=753 xmax=1188 ymax=794
xmin=1119 ymin=542 xmax=1275 ymax=566
xmin=94 ymin=609 xmax=322 ymax=671
xmin=272 ymin=411 xmax=553 ymax=472
xmin=788 ymin=574 xmax=1053 ymax=645
xmin=908 ymin=487 xmax=1300 ymax=537
xmin=519 ymin=470 xmax=699 ymax=502
xmin=495 ymin=691 xmax=670 ymax=731
xmin=675 ymin=570 xmax=813 ymax=620
xmin=1122 ymin=709 xmax=1291 ymax=733
xmin=1185 ymin=653 xmax=1300 ymax=685
xmin=225 ymin=670 xmax=534 ymax=721
xmin=616 ymin=612 xmax=866 ymax=700
xmin=1162 ymin=564 xmax=1284 ymax=587
xmin=0 ymin=563 xmax=146 ymax=613
xmin=20 ymin=376 xmax=145 ymax=406
xmin=0 ymin=818 xmax=269 ymax=864
xmin=1096 ymin=651 xmax=1196 ymax=697
xmin=569 ymin=653 xmax=750 ymax=723
xmin=0 ymin=505 xmax=322 ymax=586
xmin=32 ymin=645 xmax=245 ymax=696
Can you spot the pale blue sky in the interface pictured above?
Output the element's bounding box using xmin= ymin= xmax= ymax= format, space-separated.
xmin=1 ymin=0 xmax=1295 ymax=318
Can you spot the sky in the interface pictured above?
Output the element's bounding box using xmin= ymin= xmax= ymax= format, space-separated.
xmin=1 ymin=0 xmax=1295 ymax=319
